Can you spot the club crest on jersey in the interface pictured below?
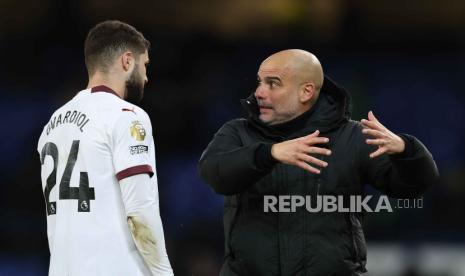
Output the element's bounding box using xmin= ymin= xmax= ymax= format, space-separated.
xmin=130 ymin=121 xmax=146 ymax=141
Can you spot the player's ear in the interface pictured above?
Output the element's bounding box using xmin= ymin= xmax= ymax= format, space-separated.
xmin=121 ymin=51 xmax=134 ymax=72
xmin=300 ymin=82 xmax=315 ymax=103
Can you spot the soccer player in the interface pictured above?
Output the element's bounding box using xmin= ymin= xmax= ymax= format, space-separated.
xmin=37 ymin=20 xmax=173 ymax=275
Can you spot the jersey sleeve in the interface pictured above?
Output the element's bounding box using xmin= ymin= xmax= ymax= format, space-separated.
xmin=111 ymin=111 xmax=154 ymax=181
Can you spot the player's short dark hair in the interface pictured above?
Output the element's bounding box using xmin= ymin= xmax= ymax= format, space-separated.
xmin=84 ymin=20 xmax=150 ymax=76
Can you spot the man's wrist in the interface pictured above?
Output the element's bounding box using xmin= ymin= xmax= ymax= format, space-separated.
xmin=255 ymin=143 xmax=278 ymax=170
xmin=391 ymin=134 xmax=415 ymax=159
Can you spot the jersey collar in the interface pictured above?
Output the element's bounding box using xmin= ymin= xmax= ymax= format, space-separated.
xmin=91 ymin=85 xmax=121 ymax=99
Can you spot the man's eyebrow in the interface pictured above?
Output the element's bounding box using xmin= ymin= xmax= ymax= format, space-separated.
xmin=264 ymin=76 xmax=282 ymax=83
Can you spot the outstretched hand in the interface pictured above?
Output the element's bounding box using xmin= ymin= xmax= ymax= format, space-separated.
xmin=361 ymin=111 xmax=405 ymax=158
xmin=271 ymin=130 xmax=331 ymax=174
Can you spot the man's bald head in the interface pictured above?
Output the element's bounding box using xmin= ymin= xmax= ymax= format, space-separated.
xmin=260 ymin=49 xmax=324 ymax=96
xmin=255 ymin=49 xmax=325 ymax=125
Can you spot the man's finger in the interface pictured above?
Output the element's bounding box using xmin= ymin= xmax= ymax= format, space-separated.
xmin=304 ymin=146 xmax=332 ymax=156
xmin=361 ymin=119 xmax=383 ymax=131
xmin=296 ymin=161 xmax=321 ymax=174
xmin=362 ymin=128 xmax=386 ymax=138
xmin=298 ymin=130 xmax=320 ymax=143
xmin=366 ymin=138 xmax=387 ymax=146
xmin=304 ymin=136 xmax=329 ymax=145
xmin=370 ymin=147 xmax=388 ymax=158
xmin=309 ymin=130 xmax=320 ymax=137
xmin=368 ymin=111 xmax=378 ymax=122
xmin=297 ymin=153 xmax=328 ymax=168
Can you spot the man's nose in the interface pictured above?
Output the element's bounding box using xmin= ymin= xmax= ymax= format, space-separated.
xmin=255 ymin=85 xmax=266 ymax=99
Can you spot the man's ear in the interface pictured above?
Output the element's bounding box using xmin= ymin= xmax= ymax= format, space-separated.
xmin=121 ymin=51 xmax=134 ymax=72
xmin=300 ymin=83 xmax=315 ymax=103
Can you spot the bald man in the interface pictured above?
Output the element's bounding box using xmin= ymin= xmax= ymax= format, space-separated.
xmin=199 ymin=49 xmax=438 ymax=276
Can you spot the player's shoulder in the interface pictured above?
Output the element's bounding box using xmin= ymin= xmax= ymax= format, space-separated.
xmin=37 ymin=96 xmax=76 ymax=151
xmin=102 ymin=100 xmax=151 ymax=137
xmin=109 ymin=100 xmax=149 ymax=122
xmin=92 ymin=92 xmax=149 ymax=121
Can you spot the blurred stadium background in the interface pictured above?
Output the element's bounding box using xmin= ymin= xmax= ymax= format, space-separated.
xmin=1 ymin=0 xmax=464 ymax=275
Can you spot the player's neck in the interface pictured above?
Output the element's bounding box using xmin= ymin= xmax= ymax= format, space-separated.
xmin=87 ymin=74 xmax=125 ymax=99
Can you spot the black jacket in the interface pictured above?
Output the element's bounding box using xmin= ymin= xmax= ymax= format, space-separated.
xmin=199 ymin=77 xmax=439 ymax=276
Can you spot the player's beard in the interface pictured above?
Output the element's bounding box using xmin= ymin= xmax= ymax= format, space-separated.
xmin=125 ymin=66 xmax=145 ymax=104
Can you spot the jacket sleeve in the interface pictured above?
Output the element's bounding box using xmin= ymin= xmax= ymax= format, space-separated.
xmin=198 ymin=120 xmax=275 ymax=195
xmin=361 ymin=132 xmax=439 ymax=198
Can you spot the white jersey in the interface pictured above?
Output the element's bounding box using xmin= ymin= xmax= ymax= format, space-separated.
xmin=37 ymin=86 xmax=165 ymax=276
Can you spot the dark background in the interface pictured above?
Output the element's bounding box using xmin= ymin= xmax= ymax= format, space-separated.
xmin=1 ymin=0 xmax=464 ymax=275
